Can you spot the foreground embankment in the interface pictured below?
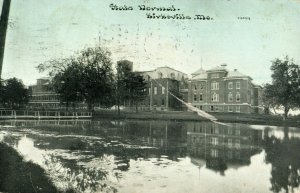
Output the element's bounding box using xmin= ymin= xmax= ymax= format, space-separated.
xmin=93 ymin=110 xmax=300 ymax=127
xmin=0 ymin=142 xmax=75 ymax=193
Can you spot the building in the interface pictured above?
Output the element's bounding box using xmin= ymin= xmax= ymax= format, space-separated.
xmin=186 ymin=122 xmax=263 ymax=173
xmin=188 ymin=64 xmax=263 ymax=114
xmin=138 ymin=66 xmax=189 ymax=111
xmin=28 ymin=77 xmax=87 ymax=110
xmin=28 ymin=77 xmax=61 ymax=109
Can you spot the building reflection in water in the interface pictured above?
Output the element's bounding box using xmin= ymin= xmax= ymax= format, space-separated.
xmin=2 ymin=119 xmax=300 ymax=193
xmin=186 ymin=122 xmax=263 ymax=174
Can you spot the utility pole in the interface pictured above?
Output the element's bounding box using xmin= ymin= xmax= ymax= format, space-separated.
xmin=0 ymin=0 xmax=11 ymax=79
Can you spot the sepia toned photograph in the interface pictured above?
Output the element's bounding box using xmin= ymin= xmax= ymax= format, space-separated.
xmin=0 ymin=0 xmax=300 ymax=193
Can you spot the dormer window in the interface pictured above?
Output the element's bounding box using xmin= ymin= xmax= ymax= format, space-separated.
xmin=158 ymin=72 xmax=163 ymax=79
xmin=170 ymin=73 xmax=175 ymax=79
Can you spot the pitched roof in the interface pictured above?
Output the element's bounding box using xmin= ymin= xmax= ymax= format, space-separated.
xmin=191 ymin=72 xmax=207 ymax=80
xmin=191 ymin=67 xmax=206 ymax=75
xmin=207 ymin=65 xmax=228 ymax=72
xmin=227 ymin=70 xmax=250 ymax=79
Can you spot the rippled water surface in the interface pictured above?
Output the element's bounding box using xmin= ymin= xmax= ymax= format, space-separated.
xmin=0 ymin=119 xmax=300 ymax=193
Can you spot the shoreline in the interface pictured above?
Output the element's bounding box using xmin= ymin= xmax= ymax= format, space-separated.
xmin=92 ymin=110 xmax=300 ymax=127
xmin=0 ymin=142 xmax=75 ymax=193
xmin=0 ymin=110 xmax=299 ymax=127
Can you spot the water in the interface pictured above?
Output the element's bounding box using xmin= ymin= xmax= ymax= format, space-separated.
xmin=0 ymin=119 xmax=300 ymax=193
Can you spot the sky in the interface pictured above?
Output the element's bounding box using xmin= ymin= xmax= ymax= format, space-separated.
xmin=1 ymin=0 xmax=300 ymax=86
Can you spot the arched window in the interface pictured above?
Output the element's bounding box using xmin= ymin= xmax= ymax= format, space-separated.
xmin=228 ymin=92 xmax=233 ymax=102
xmin=170 ymin=73 xmax=175 ymax=79
xmin=158 ymin=72 xmax=163 ymax=79
xmin=211 ymin=93 xmax=219 ymax=102
xmin=236 ymin=92 xmax=240 ymax=102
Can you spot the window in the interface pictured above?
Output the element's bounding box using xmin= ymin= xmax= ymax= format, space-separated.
xmin=236 ymin=81 xmax=240 ymax=89
xmin=158 ymin=72 xmax=163 ymax=79
xmin=236 ymin=106 xmax=240 ymax=112
xmin=211 ymin=149 xmax=218 ymax=157
xmin=228 ymin=92 xmax=233 ymax=102
xmin=235 ymin=139 xmax=240 ymax=148
xmin=199 ymin=94 xmax=203 ymax=101
xmin=236 ymin=92 xmax=240 ymax=102
xmin=154 ymin=87 xmax=157 ymax=95
xmin=228 ymin=128 xmax=232 ymax=135
xmin=228 ymin=82 xmax=233 ymax=89
xmin=211 ymin=73 xmax=219 ymax=78
xmin=211 ymin=82 xmax=219 ymax=90
xmin=235 ymin=128 xmax=240 ymax=136
xmin=193 ymin=94 xmax=197 ymax=101
xmin=194 ymin=84 xmax=197 ymax=90
xmin=211 ymin=93 xmax=219 ymax=102
xmin=215 ymin=106 xmax=219 ymax=112
xmin=170 ymin=73 xmax=175 ymax=79
xmin=211 ymin=137 xmax=219 ymax=145
xmin=228 ymin=106 xmax=233 ymax=112
xmin=228 ymin=138 xmax=233 ymax=147
xmin=210 ymin=106 xmax=214 ymax=111
xmin=200 ymin=83 xmax=204 ymax=89
xmin=162 ymin=87 xmax=165 ymax=94
xmin=214 ymin=127 xmax=219 ymax=134
xmin=200 ymin=106 xmax=203 ymax=110
xmin=162 ymin=98 xmax=165 ymax=106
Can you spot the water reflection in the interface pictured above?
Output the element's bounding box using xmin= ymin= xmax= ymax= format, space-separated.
xmin=264 ymin=126 xmax=300 ymax=193
xmin=0 ymin=119 xmax=300 ymax=193
xmin=186 ymin=122 xmax=263 ymax=174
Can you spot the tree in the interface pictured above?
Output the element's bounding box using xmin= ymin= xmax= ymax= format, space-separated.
xmin=0 ymin=77 xmax=28 ymax=109
xmin=116 ymin=60 xmax=147 ymax=113
xmin=78 ymin=46 xmax=115 ymax=110
xmin=51 ymin=61 xmax=84 ymax=111
xmin=37 ymin=46 xmax=115 ymax=111
xmin=116 ymin=60 xmax=133 ymax=115
xmin=125 ymin=72 xmax=147 ymax=112
xmin=263 ymin=56 xmax=300 ymax=119
xmin=263 ymin=127 xmax=300 ymax=193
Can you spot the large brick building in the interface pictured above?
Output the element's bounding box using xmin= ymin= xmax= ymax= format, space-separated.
xmin=188 ymin=64 xmax=263 ymax=114
xmin=138 ymin=66 xmax=189 ymax=111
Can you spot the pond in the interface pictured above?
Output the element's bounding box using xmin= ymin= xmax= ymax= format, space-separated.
xmin=0 ymin=119 xmax=300 ymax=193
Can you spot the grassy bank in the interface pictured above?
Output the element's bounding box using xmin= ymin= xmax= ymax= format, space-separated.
xmin=93 ymin=110 xmax=300 ymax=127
xmin=0 ymin=142 xmax=75 ymax=193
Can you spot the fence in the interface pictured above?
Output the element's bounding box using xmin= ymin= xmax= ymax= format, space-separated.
xmin=0 ymin=110 xmax=92 ymax=119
